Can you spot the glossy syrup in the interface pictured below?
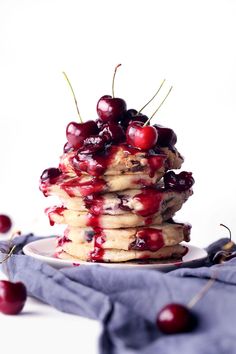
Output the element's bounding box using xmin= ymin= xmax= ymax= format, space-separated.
xmin=89 ymin=228 xmax=106 ymax=262
xmin=129 ymin=228 xmax=164 ymax=251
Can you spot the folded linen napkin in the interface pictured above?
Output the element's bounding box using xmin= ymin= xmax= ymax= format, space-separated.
xmin=1 ymin=234 xmax=236 ymax=354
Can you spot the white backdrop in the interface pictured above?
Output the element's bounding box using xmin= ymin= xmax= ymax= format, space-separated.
xmin=0 ymin=0 xmax=235 ymax=247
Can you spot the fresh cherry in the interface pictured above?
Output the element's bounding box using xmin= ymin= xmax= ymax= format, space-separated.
xmin=0 ymin=280 xmax=27 ymax=315
xmin=126 ymin=121 xmax=158 ymax=150
xmin=40 ymin=168 xmax=62 ymax=183
xmin=66 ymin=120 xmax=98 ymax=149
xmin=164 ymin=171 xmax=194 ymax=191
xmin=157 ymin=303 xmax=195 ymax=334
xmin=96 ymin=64 xmax=127 ymax=123
xmin=154 ymin=124 xmax=177 ymax=147
xmin=0 ymin=215 xmax=12 ymax=233
xmin=99 ymin=122 xmax=125 ymax=143
xmin=122 ymin=110 xmax=149 ymax=129
xmin=97 ymin=95 xmax=127 ymax=123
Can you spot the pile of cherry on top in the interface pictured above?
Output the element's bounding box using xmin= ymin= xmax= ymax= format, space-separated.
xmin=39 ymin=66 xmax=195 ymax=263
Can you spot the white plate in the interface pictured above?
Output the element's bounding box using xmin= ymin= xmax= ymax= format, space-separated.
xmin=23 ymin=237 xmax=208 ymax=271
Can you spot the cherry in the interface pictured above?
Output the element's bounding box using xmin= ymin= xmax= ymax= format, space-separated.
xmin=99 ymin=122 xmax=125 ymax=143
xmin=0 ymin=215 xmax=12 ymax=233
xmin=97 ymin=95 xmax=127 ymax=123
xmin=157 ymin=303 xmax=195 ymax=334
xmin=40 ymin=168 xmax=62 ymax=183
xmin=154 ymin=124 xmax=177 ymax=147
xmin=0 ymin=280 xmax=27 ymax=315
xmin=164 ymin=171 xmax=194 ymax=191
xmin=96 ymin=64 xmax=127 ymax=123
xmin=66 ymin=120 xmax=98 ymax=149
xmin=126 ymin=121 xmax=158 ymax=150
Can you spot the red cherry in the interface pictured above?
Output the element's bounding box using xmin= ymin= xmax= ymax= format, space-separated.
xmin=0 ymin=280 xmax=27 ymax=315
xmin=97 ymin=95 xmax=127 ymax=123
xmin=126 ymin=122 xmax=158 ymax=150
xmin=66 ymin=120 xmax=98 ymax=149
xmin=0 ymin=215 xmax=12 ymax=233
xmin=157 ymin=303 xmax=195 ymax=334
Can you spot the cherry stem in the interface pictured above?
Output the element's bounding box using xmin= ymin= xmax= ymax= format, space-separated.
xmin=112 ymin=64 xmax=122 ymax=98
xmin=144 ymin=86 xmax=173 ymax=126
xmin=187 ymin=270 xmax=217 ymax=309
xmin=62 ymin=72 xmax=83 ymax=123
xmin=138 ymin=79 xmax=166 ymax=114
xmin=0 ymin=245 xmax=16 ymax=265
xmin=220 ymin=223 xmax=231 ymax=241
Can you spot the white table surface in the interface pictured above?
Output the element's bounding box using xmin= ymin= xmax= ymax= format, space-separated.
xmin=0 ymin=269 xmax=100 ymax=354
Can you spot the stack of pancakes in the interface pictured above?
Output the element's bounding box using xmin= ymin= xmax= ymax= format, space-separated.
xmin=40 ymin=142 xmax=194 ymax=263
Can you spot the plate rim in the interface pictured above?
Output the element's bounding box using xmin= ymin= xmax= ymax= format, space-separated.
xmin=23 ymin=237 xmax=208 ymax=269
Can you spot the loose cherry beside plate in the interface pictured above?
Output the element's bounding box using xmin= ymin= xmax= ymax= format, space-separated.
xmin=23 ymin=237 xmax=208 ymax=271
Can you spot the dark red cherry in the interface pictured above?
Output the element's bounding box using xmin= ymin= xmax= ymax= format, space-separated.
xmin=66 ymin=120 xmax=98 ymax=149
xmin=164 ymin=171 xmax=194 ymax=191
xmin=97 ymin=95 xmax=127 ymax=123
xmin=126 ymin=121 xmax=158 ymax=150
xmin=122 ymin=110 xmax=148 ymax=129
xmin=178 ymin=172 xmax=195 ymax=191
xmin=157 ymin=303 xmax=195 ymax=334
xmin=99 ymin=122 xmax=125 ymax=143
xmin=79 ymin=135 xmax=106 ymax=154
xmin=40 ymin=168 xmax=62 ymax=183
xmin=0 ymin=215 xmax=12 ymax=233
xmin=154 ymin=124 xmax=177 ymax=147
xmin=0 ymin=281 xmax=27 ymax=315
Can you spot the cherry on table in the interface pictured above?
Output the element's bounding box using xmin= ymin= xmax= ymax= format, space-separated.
xmin=0 ymin=280 xmax=27 ymax=315
xmin=66 ymin=120 xmax=98 ymax=149
xmin=0 ymin=215 xmax=12 ymax=234
xmin=157 ymin=303 xmax=196 ymax=334
xmin=126 ymin=121 xmax=158 ymax=150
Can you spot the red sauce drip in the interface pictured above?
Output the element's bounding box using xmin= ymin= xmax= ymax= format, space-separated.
xmin=134 ymin=188 xmax=163 ymax=216
xmin=129 ymin=228 xmax=164 ymax=251
xmin=89 ymin=228 xmax=106 ymax=262
xmin=45 ymin=206 xmax=66 ymax=226
xmin=148 ymin=155 xmax=166 ymax=177
xmin=145 ymin=217 xmax=153 ymax=225
xmin=73 ymin=145 xmax=120 ymax=177
xmin=57 ymin=235 xmax=71 ymax=247
xmin=61 ymin=177 xmax=106 ymax=197
xmin=87 ymin=213 xmax=102 ymax=227
xmin=84 ymin=195 xmax=104 ymax=215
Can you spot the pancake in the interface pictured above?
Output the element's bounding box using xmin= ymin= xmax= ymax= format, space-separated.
xmin=60 ymin=221 xmax=191 ymax=251
xmin=60 ymin=188 xmax=193 ymax=215
xmin=46 ymin=195 xmax=188 ymax=228
xmin=59 ymin=144 xmax=183 ymax=177
xmin=40 ymin=171 xmax=164 ymax=198
xmin=57 ymin=243 xmax=188 ymax=262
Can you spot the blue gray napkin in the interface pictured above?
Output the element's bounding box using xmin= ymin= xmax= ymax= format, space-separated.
xmin=1 ymin=234 xmax=236 ymax=354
